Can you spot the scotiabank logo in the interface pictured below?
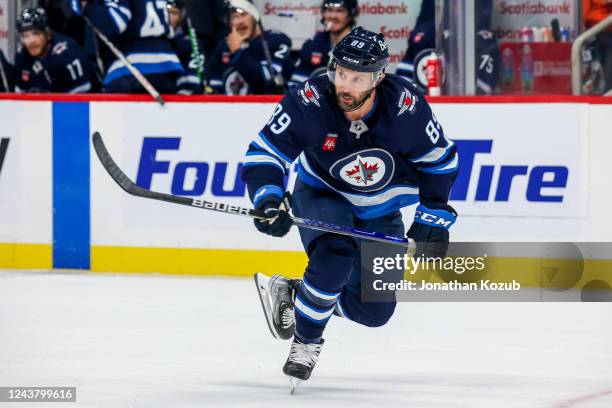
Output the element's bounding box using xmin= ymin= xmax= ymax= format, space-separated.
xmin=450 ymin=140 xmax=568 ymax=203
xmin=499 ymin=1 xmax=571 ymax=15
xmin=359 ymin=2 xmax=408 ymax=15
xmin=0 ymin=138 xmax=9 ymax=178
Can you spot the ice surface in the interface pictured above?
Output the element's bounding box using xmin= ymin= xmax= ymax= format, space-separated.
xmin=1 ymin=270 xmax=611 ymax=407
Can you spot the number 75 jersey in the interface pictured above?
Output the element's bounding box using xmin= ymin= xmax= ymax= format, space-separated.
xmin=241 ymin=74 xmax=459 ymax=219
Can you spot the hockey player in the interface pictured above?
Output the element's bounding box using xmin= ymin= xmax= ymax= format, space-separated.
xmin=167 ymin=0 xmax=206 ymax=94
xmin=243 ymin=27 xmax=458 ymax=390
xmin=207 ymin=0 xmax=293 ymax=95
xmin=81 ymin=0 xmax=183 ymax=93
xmin=289 ymin=0 xmax=359 ymax=87
xmin=396 ymin=0 xmax=499 ymax=95
xmin=14 ymin=8 xmax=94 ymax=93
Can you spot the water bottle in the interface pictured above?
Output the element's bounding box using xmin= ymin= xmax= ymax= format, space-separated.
xmin=501 ymin=47 xmax=515 ymax=87
xmin=520 ymin=44 xmax=534 ymax=92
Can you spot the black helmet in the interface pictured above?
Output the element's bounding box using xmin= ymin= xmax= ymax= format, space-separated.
xmin=329 ymin=26 xmax=389 ymax=73
xmin=17 ymin=8 xmax=48 ymax=33
xmin=321 ymin=0 xmax=359 ymax=18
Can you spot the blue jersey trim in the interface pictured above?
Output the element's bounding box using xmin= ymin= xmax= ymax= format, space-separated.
xmin=104 ymin=60 xmax=184 ymax=84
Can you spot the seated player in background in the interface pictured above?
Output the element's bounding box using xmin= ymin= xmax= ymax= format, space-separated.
xmin=396 ymin=0 xmax=499 ymax=95
xmin=0 ymin=50 xmax=16 ymax=92
xmin=14 ymin=8 xmax=94 ymax=93
xmin=243 ymin=27 xmax=458 ymax=389
xmin=167 ymin=0 xmax=206 ymax=94
xmin=288 ymin=0 xmax=359 ymax=87
xmin=207 ymin=0 xmax=294 ymax=95
xmin=81 ymin=0 xmax=183 ymax=93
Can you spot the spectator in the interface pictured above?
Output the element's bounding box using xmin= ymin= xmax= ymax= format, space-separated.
xmin=583 ymin=0 xmax=612 ymax=94
xmin=81 ymin=0 xmax=183 ymax=93
xmin=0 ymin=50 xmax=16 ymax=92
xmin=208 ymin=0 xmax=293 ymax=95
xmin=167 ymin=0 xmax=206 ymax=94
xmin=14 ymin=8 xmax=94 ymax=93
xmin=289 ymin=0 xmax=359 ymax=87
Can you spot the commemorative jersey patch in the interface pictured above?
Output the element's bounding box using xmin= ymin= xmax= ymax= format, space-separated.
xmin=322 ymin=133 xmax=338 ymax=151
xmin=310 ymin=52 xmax=322 ymax=66
xmin=329 ymin=148 xmax=395 ymax=192
xmin=222 ymin=52 xmax=231 ymax=65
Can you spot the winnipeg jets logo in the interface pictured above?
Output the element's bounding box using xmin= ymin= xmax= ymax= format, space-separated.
xmin=329 ymin=148 xmax=395 ymax=192
xmin=397 ymin=87 xmax=418 ymax=116
xmin=345 ymin=156 xmax=379 ymax=185
xmin=223 ymin=69 xmax=249 ymax=95
xmin=298 ymin=81 xmax=320 ymax=107
xmin=413 ymin=48 xmax=436 ymax=90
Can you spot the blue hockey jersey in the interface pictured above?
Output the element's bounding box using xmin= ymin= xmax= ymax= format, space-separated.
xmin=14 ymin=33 xmax=94 ymax=93
xmin=289 ymin=31 xmax=332 ymax=87
xmin=241 ymin=74 xmax=458 ymax=219
xmin=83 ymin=0 xmax=183 ymax=85
xmin=208 ymin=30 xmax=293 ymax=95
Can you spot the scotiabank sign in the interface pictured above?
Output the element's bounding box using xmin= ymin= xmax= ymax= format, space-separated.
xmin=492 ymin=0 xmax=577 ymax=41
xmin=256 ymin=0 xmax=421 ymax=70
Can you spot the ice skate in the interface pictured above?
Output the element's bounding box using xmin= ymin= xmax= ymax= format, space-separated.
xmin=283 ymin=338 xmax=324 ymax=394
xmin=254 ymin=273 xmax=299 ymax=340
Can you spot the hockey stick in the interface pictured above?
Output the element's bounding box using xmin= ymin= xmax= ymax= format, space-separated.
xmin=257 ymin=20 xmax=287 ymax=92
xmin=92 ymin=131 xmax=412 ymax=248
xmin=182 ymin=0 xmax=206 ymax=93
xmin=0 ymin=54 xmax=8 ymax=92
xmin=82 ymin=16 xmax=165 ymax=106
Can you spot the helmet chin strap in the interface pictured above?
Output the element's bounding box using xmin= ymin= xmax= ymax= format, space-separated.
xmin=341 ymin=88 xmax=373 ymax=112
xmin=336 ymin=75 xmax=382 ymax=112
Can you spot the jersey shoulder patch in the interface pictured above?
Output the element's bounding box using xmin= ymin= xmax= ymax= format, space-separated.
xmin=383 ymin=75 xmax=424 ymax=117
xmin=52 ymin=41 xmax=69 ymax=56
xmin=296 ymin=80 xmax=323 ymax=107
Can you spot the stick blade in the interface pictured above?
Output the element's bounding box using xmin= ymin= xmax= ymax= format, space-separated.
xmin=91 ymin=131 xmax=151 ymax=197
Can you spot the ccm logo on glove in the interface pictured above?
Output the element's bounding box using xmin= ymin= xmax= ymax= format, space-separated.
xmin=414 ymin=205 xmax=457 ymax=230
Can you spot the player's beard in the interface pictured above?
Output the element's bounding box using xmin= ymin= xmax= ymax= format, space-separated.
xmin=336 ymin=88 xmax=371 ymax=111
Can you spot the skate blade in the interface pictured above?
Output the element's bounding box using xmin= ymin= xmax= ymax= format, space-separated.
xmin=254 ymin=273 xmax=280 ymax=339
xmin=289 ymin=377 xmax=302 ymax=395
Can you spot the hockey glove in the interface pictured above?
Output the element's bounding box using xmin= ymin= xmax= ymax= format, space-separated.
xmin=254 ymin=190 xmax=293 ymax=237
xmin=407 ymin=203 xmax=457 ymax=259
